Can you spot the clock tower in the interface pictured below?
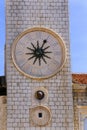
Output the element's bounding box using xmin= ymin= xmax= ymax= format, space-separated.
xmin=6 ymin=0 xmax=74 ymax=130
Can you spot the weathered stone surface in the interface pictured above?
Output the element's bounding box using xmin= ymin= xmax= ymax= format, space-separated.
xmin=0 ymin=96 xmax=7 ymax=130
xmin=5 ymin=0 xmax=74 ymax=130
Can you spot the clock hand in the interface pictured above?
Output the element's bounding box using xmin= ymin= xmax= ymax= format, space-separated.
xmin=26 ymin=39 xmax=52 ymax=65
xmin=43 ymin=46 xmax=50 ymax=50
xmin=41 ymin=56 xmax=47 ymax=64
xmin=43 ymin=54 xmax=51 ymax=59
xmin=37 ymin=41 xmax=39 ymax=48
xmin=25 ymin=52 xmax=34 ymax=55
xmin=38 ymin=57 xmax=41 ymax=66
xmin=41 ymin=39 xmax=47 ymax=48
xmin=44 ymin=51 xmax=52 ymax=54
xmin=33 ymin=57 xmax=38 ymax=65
xmin=31 ymin=43 xmax=36 ymax=49
xmin=27 ymin=47 xmax=34 ymax=51
xmin=28 ymin=55 xmax=35 ymax=60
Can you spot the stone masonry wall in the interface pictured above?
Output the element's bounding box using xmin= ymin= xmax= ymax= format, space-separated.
xmin=6 ymin=0 xmax=74 ymax=130
xmin=73 ymin=84 xmax=87 ymax=130
xmin=0 ymin=96 xmax=7 ymax=130
xmin=0 ymin=85 xmax=87 ymax=130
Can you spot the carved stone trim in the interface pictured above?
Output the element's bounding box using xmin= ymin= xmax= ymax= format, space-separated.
xmin=77 ymin=106 xmax=87 ymax=130
xmin=29 ymin=106 xmax=51 ymax=127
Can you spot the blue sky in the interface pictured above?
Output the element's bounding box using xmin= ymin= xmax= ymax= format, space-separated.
xmin=70 ymin=0 xmax=87 ymax=73
xmin=0 ymin=0 xmax=87 ymax=75
xmin=0 ymin=0 xmax=5 ymax=75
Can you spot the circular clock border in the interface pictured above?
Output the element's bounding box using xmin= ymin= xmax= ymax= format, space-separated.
xmin=30 ymin=105 xmax=51 ymax=126
xmin=12 ymin=27 xmax=67 ymax=80
xmin=33 ymin=87 xmax=48 ymax=103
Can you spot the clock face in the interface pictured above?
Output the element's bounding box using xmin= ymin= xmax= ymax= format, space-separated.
xmin=30 ymin=106 xmax=51 ymax=126
xmin=12 ymin=27 xmax=66 ymax=80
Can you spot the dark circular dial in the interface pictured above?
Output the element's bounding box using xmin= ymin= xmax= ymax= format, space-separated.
xmin=26 ymin=40 xmax=52 ymax=66
xmin=35 ymin=90 xmax=45 ymax=100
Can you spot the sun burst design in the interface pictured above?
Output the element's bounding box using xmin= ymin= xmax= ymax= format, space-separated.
xmin=25 ymin=39 xmax=52 ymax=66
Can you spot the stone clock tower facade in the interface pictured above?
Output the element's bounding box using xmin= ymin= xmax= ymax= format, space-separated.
xmin=6 ymin=0 xmax=74 ymax=130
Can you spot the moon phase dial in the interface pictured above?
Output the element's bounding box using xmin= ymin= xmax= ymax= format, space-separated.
xmin=35 ymin=90 xmax=45 ymax=100
xmin=25 ymin=40 xmax=52 ymax=66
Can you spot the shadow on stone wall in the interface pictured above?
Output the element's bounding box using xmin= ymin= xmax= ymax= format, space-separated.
xmin=0 ymin=76 xmax=6 ymax=96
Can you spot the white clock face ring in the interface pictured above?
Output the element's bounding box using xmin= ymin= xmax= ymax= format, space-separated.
xmin=12 ymin=27 xmax=67 ymax=80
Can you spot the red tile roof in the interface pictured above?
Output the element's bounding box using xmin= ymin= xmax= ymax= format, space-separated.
xmin=72 ymin=74 xmax=87 ymax=84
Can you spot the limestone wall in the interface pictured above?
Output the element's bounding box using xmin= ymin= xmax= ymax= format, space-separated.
xmin=0 ymin=84 xmax=87 ymax=130
xmin=73 ymin=84 xmax=87 ymax=130
xmin=0 ymin=96 xmax=7 ymax=130
xmin=5 ymin=0 xmax=74 ymax=130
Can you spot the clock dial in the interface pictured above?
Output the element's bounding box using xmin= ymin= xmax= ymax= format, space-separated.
xmin=12 ymin=27 xmax=66 ymax=80
xmin=30 ymin=106 xmax=51 ymax=126
xmin=25 ymin=40 xmax=52 ymax=66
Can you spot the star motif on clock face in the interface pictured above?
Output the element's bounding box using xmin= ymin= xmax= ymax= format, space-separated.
xmin=12 ymin=27 xmax=66 ymax=80
xmin=25 ymin=40 xmax=52 ymax=66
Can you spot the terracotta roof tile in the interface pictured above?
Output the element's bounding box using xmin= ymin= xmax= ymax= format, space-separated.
xmin=72 ymin=74 xmax=87 ymax=84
